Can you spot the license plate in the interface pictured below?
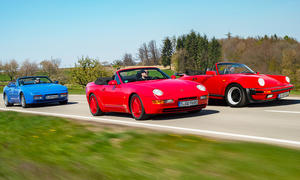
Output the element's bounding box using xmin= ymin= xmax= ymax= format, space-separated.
xmin=278 ymin=92 xmax=289 ymax=99
xmin=178 ymin=100 xmax=198 ymax=107
xmin=46 ymin=95 xmax=59 ymax=99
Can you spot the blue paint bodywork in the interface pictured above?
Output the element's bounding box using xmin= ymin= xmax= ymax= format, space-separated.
xmin=3 ymin=76 xmax=68 ymax=106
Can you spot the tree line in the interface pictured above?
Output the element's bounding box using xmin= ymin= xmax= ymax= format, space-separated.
xmin=1 ymin=31 xmax=299 ymax=89
xmin=0 ymin=58 xmax=65 ymax=82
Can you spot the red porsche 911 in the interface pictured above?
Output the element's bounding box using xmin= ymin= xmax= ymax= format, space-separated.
xmin=86 ymin=67 xmax=209 ymax=120
xmin=179 ymin=62 xmax=294 ymax=107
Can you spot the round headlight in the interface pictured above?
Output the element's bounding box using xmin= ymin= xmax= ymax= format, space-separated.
xmin=286 ymin=76 xmax=290 ymax=83
xmin=258 ymin=78 xmax=265 ymax=86
xmin=153 ymin=89 xmax=163 ymax=96
xmin=197 ymin=84 xmax=206 ymax=91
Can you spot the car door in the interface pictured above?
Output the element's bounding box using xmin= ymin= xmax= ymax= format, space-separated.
xmin=101 ymin=75 xmax=126 ymax=112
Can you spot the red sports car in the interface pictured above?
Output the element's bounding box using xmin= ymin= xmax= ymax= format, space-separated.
xmin=86 ymin=67 xmax=209 ymax=120
xmin=179 ymin=62 xmax=294 ymax=107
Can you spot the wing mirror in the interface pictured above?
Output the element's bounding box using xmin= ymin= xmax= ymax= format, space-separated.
xmin=108 ymin=80 xmax=117 ymax=85
xmin=206 ymin=71 xmax=217 ymax=76
xmin=174 ymin=73 xmax=185 ymax=77
xmin=171 ymin=75 xmax=176 ymax=79
xmin=54 ymin=81 xmax=59 ymax=84
xmin=256 ymin=72 xmax=260 ymax=75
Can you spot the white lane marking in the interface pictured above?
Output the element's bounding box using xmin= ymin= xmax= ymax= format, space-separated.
xmin=1 ymin=107 xmax=300 ymax=147
xmin=265 ymin=110 xmax=300 ymax=114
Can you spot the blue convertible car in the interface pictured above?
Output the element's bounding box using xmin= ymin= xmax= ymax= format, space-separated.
xmin=3 ymin=76 xmax=68 ymax=108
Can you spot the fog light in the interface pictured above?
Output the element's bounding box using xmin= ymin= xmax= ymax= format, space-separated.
xmin=267 ymin=94 xmax=273 ymax=98
xmin=200 ymin=95 xmax=207 ymax=100
xmin=164 ymin=99 xmax=174 ymax=104
xmin=34 ymin=95 xmax=43 ymax=100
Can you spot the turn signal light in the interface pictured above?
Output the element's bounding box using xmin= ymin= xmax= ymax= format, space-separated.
xmin=152 ymin=99 xmax=174 ymax=104
xmin=264 ymin=91 xmax=272 ymax=94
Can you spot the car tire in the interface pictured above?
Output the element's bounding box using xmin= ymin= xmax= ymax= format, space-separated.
xmin=3 ymin=94 xmax=13 ymax=107
xmin=20 ymin=94 xmax=29 ymax=108
xmin=225 ymin=84 xmax=248 ymax=107
xmin=89 ymin=93 xmax=104 ymax=116
xmin=130 ymin=94 xmax=149 ymax=120
xmin=59 ymin=100 xmax=68 ymax=105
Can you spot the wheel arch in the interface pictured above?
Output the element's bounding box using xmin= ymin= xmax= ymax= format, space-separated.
xmin=223 ymin=82 xmax=245 ymax=95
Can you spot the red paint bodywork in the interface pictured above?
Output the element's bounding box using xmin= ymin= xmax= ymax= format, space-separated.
xmin=86 ymin=67 xmax=209 ymax=115
xmin=179 ymin=63 xmax=294 ymax=103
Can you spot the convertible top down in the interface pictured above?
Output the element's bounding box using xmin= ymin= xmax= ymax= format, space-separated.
xmin=86 ymin=67 xmax=209 ymax=120
xmin=3 ymin=76 xmax=68 ymax=108
xmin=179 ymin=62 xmax=294 ymax=107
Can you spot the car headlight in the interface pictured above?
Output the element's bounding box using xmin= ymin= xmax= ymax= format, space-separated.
xmin=258 ymin=78 xmax=265 ymax=86
xmin=286 ymin=76 xmax=290 ymax=83
xmin=153 ymin=89 xmax=163 ymax=96
xmin=197 ymin=85 xmax=206 ymax=91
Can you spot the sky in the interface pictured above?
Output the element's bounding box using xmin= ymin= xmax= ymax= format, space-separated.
xmin=0 ymin=0 xmax=299 ymax=67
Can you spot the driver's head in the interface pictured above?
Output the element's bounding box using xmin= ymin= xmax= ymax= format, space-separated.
xmin=229 ymin=66 xmax=235 ymax=73
xmin=35 ymin=78 xmax=40 ymax=83
xmin=141 ymin=70 xmax=148 ymax=78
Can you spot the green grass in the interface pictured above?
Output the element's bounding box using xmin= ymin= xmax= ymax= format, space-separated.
xmin=291 ymin=90 xmax=300 ymax=95
xmin=162 ymin=69 xmax=175 ymax=76
xmin=0 ymin=73 xmax=10 ymax=81
xmin=65 ymin=84 xmax=86 ymax=94
xmin=1 ymin=111 xmax=300 ymax=179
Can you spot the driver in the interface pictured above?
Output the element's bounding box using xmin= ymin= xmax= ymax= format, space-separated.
xmin=226 ymin=66 xmax=235 ymax=74
xmin=140 ymin=70 xmax=152 ymax=80
xmin=35 ymin=78 xmax=40 ymax=84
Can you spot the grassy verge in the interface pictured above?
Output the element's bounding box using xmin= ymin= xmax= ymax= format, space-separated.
xmin=67 ymin=84 xmax=85 ymax=94
xmin=291 ymin=90 xmax=300 ymax=95
xmin=1 ymin=111 xmax=300 ymax=179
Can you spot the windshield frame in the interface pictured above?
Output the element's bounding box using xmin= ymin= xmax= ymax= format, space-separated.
xmin=216 ymin=63 xmax=255 ymax=75
xmin=117 ymin=67 xmax=170 ymax=84
xmin=18 ymin=76 xmax=53 ymax=86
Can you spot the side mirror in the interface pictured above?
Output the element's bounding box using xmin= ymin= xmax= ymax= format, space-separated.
xmin=54 ymin=81 xmax=59 ymax=84
xmin=206 ymin=71 xmax=217 ymax=76
xmin=108 ymin=80 xmax=117 ymax=85
xmin=256 ymin=72 xmax=260 ymax=75
xmin=171 ymin=75 xmax=176 ymax=79
xmin=174 ymin=73 xmax=185 ymax=77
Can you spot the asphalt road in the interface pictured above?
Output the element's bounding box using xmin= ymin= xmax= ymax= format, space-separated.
xmin=1 ymin=94 xmax=300 ymax=148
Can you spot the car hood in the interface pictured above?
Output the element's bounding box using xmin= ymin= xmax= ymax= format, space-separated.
xmin=21 ymin=83 xmax=68 ymax=94
xmin=128 ymin=79 xmax=207 ymax=98
xmin=226 ymin=73 xmax=290 ymax=88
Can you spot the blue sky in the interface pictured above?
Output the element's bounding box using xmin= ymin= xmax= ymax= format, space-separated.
xmin=0 ymin=0 xmax=299 ymax=67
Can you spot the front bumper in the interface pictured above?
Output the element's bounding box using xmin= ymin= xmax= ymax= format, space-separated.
xmin=144 ymin=96 xmax=209 ymax=114
xmin=29 ymin=93 xmax=68 ymax=104
xmin=246 ymin=85 xmax=294 ymax=103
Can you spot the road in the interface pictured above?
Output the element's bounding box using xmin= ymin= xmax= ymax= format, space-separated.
xmin=1 ymin=94 xmax=300 ymax=148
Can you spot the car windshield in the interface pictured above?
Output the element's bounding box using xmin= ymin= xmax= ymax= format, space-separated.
xmin=217 ymin=63 xmax=255 ymax=75
xmin=119 ymin=68 xmax=170 ymax=83
xmin=18 ymin=77 xmax=52 ymax=85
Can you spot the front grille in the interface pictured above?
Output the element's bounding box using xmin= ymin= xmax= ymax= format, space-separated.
xmin=163 ymin=104 xmax=206 ymax=113
xmin=271 ymin=87 xmax=293 ymax=92
xmin=178 ymin=96 xmax=197 ymax=101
